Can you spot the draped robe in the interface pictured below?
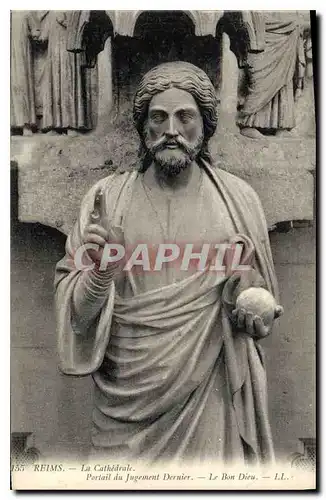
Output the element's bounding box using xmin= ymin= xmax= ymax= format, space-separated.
xmin=42 ymin=11 xmax=94 ymax=131
xmin=55 ymin=162 xmax=279 ymax=465
xmin=10 ymin=11 xmax=37 ymax=129
xmin=238 ymin=11 xmax=305 ymax=130
xmin=33 ymin=11 xmax=50 ymax=120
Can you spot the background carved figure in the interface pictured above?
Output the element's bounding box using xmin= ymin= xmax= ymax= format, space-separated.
xmin=32 ymin=11 xmax=50 ymax=127
xmin=10 ymin=11 xmax=40 ymax=135
xmin=41 ymin=11 xmax=94 ymax=135
xmin=238 ymin=11 xmax=306 ymax=138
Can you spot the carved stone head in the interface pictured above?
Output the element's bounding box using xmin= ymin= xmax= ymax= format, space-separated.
xmin=133 ymin=61 xmax=218 ymax=171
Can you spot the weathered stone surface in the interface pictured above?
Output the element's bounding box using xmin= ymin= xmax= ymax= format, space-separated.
xmin=263 ymin=261 xmax=316 ymax=458
xmin=11 ymin=126 xmax=315 ymax=235
xmin=213 ymin=132 xmax=315 ymax=230
xmin=291 ymin=78 xmax=316 ymax=138
xmin=270 ymin=223 xmax=315 ymax=265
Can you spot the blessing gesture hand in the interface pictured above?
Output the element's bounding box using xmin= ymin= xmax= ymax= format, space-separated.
xmin=83 ymin=188 xmax=124 ymax=270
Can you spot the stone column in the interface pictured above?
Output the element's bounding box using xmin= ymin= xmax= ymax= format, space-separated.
xmin=96 ymin=36 xmax=113 ymax=134
xmin=218 ymin=33 xmax=239 ymax=134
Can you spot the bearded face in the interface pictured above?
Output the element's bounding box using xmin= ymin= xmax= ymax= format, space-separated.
xmin=143 ymin=88 xmax=204 ymax=177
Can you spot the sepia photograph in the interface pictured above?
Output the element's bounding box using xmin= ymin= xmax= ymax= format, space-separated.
xmin=10 ymin=9 xmax=316 ymax=490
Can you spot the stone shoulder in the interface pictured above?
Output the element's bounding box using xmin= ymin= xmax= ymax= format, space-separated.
xmin=80 ymin=171 xmax=133 ymax=207
xmin=214 ymin=166 xmax=262 ymax=206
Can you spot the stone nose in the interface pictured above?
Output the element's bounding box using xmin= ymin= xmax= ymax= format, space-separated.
xmin=165 ymin=116 xmax=178 ymax=138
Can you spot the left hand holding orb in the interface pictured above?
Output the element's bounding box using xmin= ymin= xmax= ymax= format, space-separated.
xmin=232 ymin=287 xmax=284 ymax=338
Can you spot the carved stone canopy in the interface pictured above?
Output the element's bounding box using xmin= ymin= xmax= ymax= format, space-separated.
xmin=106 ymin=10 xmax=224 ymax=37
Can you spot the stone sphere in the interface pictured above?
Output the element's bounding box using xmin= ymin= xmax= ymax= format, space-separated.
xmin=236 ymin=287 xmax=277 ymax=325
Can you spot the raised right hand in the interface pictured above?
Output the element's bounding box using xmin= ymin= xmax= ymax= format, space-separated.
xmin=83 ymin=189 xmax=124 ymax=270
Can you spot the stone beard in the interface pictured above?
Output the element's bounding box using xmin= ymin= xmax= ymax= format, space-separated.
xmin=143 ymin=124 xmax=204 ymax=177
xmin=55 ymin=62 xmax=280 ymax=466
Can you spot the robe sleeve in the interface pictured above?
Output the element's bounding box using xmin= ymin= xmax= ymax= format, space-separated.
xmin=222 ymin=233 xmax=267 ymax=320
xmin=242 ymin=11 xmax=266 ymax=53
xmin=66 ymin=11 xmax=91 ymax=52
xmin=54 ymin=177 xmax=116 ymax=376
xmin=204 ymin=163 xmax=279 ymax=302
xmin=56 ymin=12 xmax=68 ymax=29
xmin=296 ymin=30 xmax=306 ymax=84
xmin=33 ymin=11 xmax=50 ymax=42
xmin=27 ymin=11 xmax=41 ymax=38
xmin=247 ymin=184 xmax=279 ymax=302
xmin=203 ymin=164 xmax=277 ymax=461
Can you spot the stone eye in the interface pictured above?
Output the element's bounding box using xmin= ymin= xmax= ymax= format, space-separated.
xmin=178 ymin=110 xmax=194 ymax=124
xmin=150 ymin=112 xmax=166 ymax=124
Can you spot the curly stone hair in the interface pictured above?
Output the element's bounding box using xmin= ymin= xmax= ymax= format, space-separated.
xmin=133 ymin=61 xmax=218 ymax=170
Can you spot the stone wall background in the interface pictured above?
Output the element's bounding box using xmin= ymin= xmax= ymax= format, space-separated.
xmin=12 ymin=128 xmax=315 ymax=236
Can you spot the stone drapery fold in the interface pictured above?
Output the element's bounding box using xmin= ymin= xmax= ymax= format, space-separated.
xmin=55 ymin=163 xmax=278 ymax=464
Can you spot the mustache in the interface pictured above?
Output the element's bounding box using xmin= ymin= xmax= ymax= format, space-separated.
xmin=146 ymin=135 xmax=203 ymax=156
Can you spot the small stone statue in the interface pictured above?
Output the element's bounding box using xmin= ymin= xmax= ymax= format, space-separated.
xmin=31 ymin=11 xmax=50 ymax=127
xmin=10 ymin=11 xmax=41 ymax=135
xmin=237 ymin=11 xmax=306 ymax=139
xmin=41 ymin=11 xmax=93 ymax=135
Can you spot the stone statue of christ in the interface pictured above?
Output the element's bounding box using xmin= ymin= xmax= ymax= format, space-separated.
xmin=55 ymin=62 xmax=283 ymax=465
